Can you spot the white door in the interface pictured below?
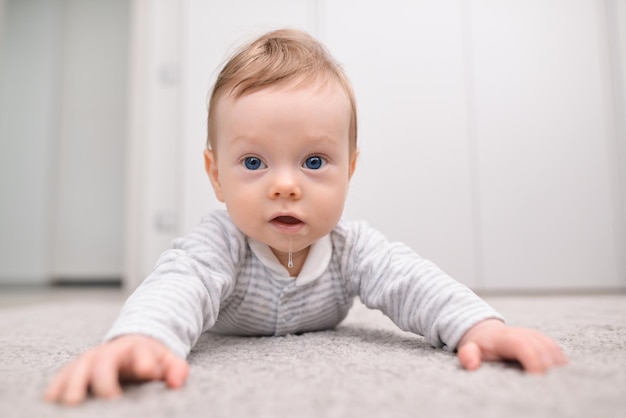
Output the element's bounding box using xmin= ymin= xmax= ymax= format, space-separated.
xmin=0 ymin=0 xmax=128 ymax=284
xmin=469 ymin=0 xmax=624 ymax=290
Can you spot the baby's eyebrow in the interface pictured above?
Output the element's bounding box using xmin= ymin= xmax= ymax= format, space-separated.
xmin=227 ymin=135 xmax=264 ymax=148
xmin=230 ymin=135 xmax=255 ymax=143
xmin=306 ymin=134 xmax=339 ymax=143
xmin=298 ymin=134 xmax=347 ymax=149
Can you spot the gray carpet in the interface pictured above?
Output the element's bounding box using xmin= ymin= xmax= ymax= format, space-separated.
xmin=0 ymin=294 xmax=625 ymax=418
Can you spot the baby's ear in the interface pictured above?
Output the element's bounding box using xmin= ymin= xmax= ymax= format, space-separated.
xmin=348 ymin=150 xmax=359 ymax=180
xmin=204 ymin=149 xmax=224 ymax=202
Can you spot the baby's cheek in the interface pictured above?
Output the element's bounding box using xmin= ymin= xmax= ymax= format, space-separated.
xmin=317 ymin=188 xmax=346 ymax=222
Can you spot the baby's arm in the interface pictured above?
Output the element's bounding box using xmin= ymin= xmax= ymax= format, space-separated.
xmin=45 ymin=213 xmax=241 ymax=405
xmin=45 ymin=334 xmax=188 ymax=405
xmin=457 ymin=319 xmax=568 ymax=373
xmin=342 ymin=221 xmax=568 ymax=373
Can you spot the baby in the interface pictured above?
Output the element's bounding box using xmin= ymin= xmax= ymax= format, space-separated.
xmin=45 ymin=29 xmax=567 ymax=405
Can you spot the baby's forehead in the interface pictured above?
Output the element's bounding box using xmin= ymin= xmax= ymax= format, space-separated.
xmin=213 ymin=79 xmax=352 ymax=125
xmin=209 ymin=74 xmax=356 ymax=155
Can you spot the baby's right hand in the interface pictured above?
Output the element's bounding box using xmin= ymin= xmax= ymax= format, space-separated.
xmin=44 ymin=334 xmax=189 ymax=405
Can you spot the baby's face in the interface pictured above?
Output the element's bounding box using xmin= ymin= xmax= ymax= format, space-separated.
xmin=205 ymin=80 xmax=356 ymax=259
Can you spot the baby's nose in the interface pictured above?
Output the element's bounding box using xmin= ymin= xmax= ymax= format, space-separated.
xmin=269 ymin=171 xmax=302 ymax=199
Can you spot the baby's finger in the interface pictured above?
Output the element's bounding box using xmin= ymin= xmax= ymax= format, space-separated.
xmin=495 ymin=333 xmax=547 ymax=373
xmin=90 ymin=350 xmax=123 ymax=399
xmin=457 ymin=341 xmax=482 ymax=371
xmin=521 ymin=331 xmax=554 ymax=372
xmin=555 ymin=344 xmax=569 ymax=365
xmin=162 ymin=352 xmax=189 ymax=389
xmin=536 ymin=333 xmax=568 ymax=368
xmin=60 ymin=351 xmax=96 ymax=405
xmin=44 ymin=362 xmax=73 ymax=403
xmin=127 ymin=343 xmax=162 ymax=381
xmin=516 ymin=330 xmax=563 ymax=373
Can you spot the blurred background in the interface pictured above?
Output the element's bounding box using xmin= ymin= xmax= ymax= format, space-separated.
xmin=0 ymin=0 xmax=624 ymax=297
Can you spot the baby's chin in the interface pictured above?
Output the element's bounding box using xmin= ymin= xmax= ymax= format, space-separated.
xmin=243 ymin=223 xmax=331 ymax=253
xmin=256 ymin=229 xmax=316 ymax=251
xmin=267 ymin=237 xmax=312 ymax=255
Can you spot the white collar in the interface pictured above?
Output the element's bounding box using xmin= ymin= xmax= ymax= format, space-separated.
xmin=247 ymin=235 xmax=332 ymax=286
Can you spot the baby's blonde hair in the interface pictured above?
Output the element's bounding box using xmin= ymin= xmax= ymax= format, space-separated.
xmin=207 ymin=29 xmax=357 ymax=155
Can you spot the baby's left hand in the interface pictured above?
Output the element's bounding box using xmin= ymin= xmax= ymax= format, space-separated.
xmin=457 ymin=319 xmax=568 ymax=373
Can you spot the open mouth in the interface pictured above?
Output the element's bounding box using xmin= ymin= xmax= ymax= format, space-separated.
xmin=272 ymin=216 xmax=303 ymax=226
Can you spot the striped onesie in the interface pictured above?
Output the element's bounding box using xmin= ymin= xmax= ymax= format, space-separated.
xmin=105 ymin=210 xmax=503 ymax=359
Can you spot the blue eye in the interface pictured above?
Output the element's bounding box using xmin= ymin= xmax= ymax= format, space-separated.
xmin=243 ymin=157 xmax=265 ymax=170
xmin=303 ymin=156 xmax=325 ymax=170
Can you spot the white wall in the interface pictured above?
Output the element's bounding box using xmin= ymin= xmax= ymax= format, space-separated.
xmin=0 ymin=0 xmax=5 ymax=48
xmin=51 ymin=0 xmax=128 ymax=279
xmin=125 ymin=0 xmax=182 ymax=290
xmin=468 ymin=0 xmax=623 ymax=289
xmin=0 ymin=0 xmax=128 ymax=284
xmin=610 ymin=0 xmax=626 ymax=262
xmin=0 ymin=0 xmax=62 ymax=283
